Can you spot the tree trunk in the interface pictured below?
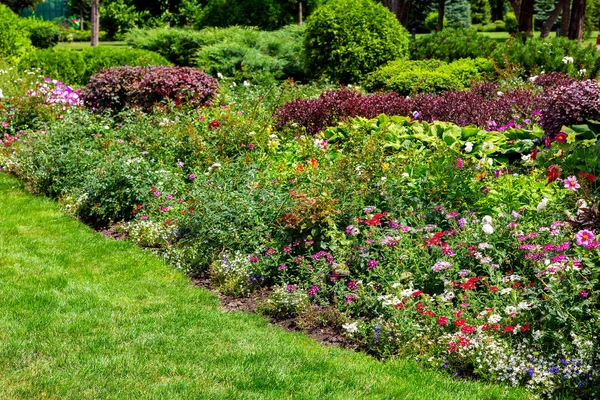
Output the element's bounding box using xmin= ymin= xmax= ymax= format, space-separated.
xmin=91 ymin=0 xmax=99 ymax=46
xmin=561 ymin=0 xmax=571 ymax=35
xmin=517 ymin=0 xmax=534 ymax=34
xmin=491 ymin=0 xmax=504 ymax=21
xmin=437 ymin=0 xmax=446 ymax=31
xmin=382 ymin=0 xmax=412 ymax=27
xmin=568 ymin=0 xmax=587 ymax=40
xmin=80 ymin=7 xmax=84 ymax=30
xmin=541 ymin=0 xmax=565 ymax=38
xmin=509 ymin=0 xmax=522 ymax=20
xmin=298 ymin=1 xmax=303 ymax=26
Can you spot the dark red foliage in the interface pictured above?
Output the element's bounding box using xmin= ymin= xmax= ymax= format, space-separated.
xmin=540 ymin=80 xmax=600 ymax=138
xmin=82 ymin=66 xmax=218 ymax=111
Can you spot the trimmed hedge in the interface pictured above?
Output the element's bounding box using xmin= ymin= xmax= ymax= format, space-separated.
xmin=0 ymin=4 xmax=31 ymax=58
xmin=23 ymin=18 xmax=61 ymax=49
xmin=18 ymin=47 xmax=171 ymax=86
xmin=363 ymin=58 xmax=494 ymax=95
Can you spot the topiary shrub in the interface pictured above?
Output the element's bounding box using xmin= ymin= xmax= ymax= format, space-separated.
xmin=82 ymin=66 xmax=218 ymax=111
xmin=18 ymin=47 xmax=171 ymax=86
xmin=504 ymin=12 xmax=518 ymax=34
xmin=23 ymin=18 xmax=61 ymax=49
xmin=409 ymin=28 xmax=497 ymax=62
xmin=363 ymin=58 xmax=494 ymax=95
xmin=303 ymin=0 xmax=409 ymax=84
xmin=0 ymin=4 xmax=31 ymax=58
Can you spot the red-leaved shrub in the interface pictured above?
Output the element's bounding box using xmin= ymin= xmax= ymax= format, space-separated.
xmin=82 ymin=66 xmax=218 ymax=111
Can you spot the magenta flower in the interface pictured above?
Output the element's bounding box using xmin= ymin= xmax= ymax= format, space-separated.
xmin=563 ymin=176 xmax=580 ymax=190
xmin=188 ymin=174 xmax=197 ymax=179
xmin=347 ymin=281 xmax=358 ymax=290
xmin=575 ymin=230 xmax=595 ymax=247
xmin=248 ymin=255 xmax=259 ymax=263
xmin=455 ymin=158 xmax=464 ymax=168
xmin=367 ymin=259 xmax=378 ymax=269
xmin=308 ymin=285 xmax=320 ymax=296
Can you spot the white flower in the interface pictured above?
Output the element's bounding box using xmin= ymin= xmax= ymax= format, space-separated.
xmin=482 ymin=141 xmax=494 ymax=152
xmin=532 ymin=330 xmax=543 ymax=340
xmin=464 ymin=141 xmax=473 ymax=153
xmin=499 ymin=288 xmax=512 ymax=295
xmin=521 ymin=154 xmax=531 ymax=162
xmin=342 ymin=321 xmax=359 ymax=334
xmin=488 ymin=314 xmax=502 ymax=324
xmin=211 ymin=163 xmax=221 ymax=169
xmin=536 ymin=198 xmax=549 ymax=212
xmin=482 ymin=224 xmax=494 ymax=234
xmin=518 ymin=301 xmax=533 ymax=310
xmin=217 ymin=72 xmax=224 ymax=79
xmin=243 ymin=80 xmax=250 ymax=87
xmin=400 ymin=289 xmax=414 ymax=298
xmin=497 ymin=91 xmax=503 ymax=96
xmin=562 ymin=56 xmax=574 ymax=64
xmin=486 ymin=158 xmax=493 ymax=166
xmin=529 ymin=75 xmax=538 ymax=83
xmin=482 ymin=215 xmax=493 ymax=224
xmin=504 ymin=305 xmax=517 ymax=315
xmin=579 ymin=68 xmax=587 ymax=76
xmin=0 ymin=88 xmax=4 ymax=99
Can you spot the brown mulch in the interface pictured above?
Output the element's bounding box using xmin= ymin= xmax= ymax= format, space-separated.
xmin=193 ymin=276 xmax=349 ymax=348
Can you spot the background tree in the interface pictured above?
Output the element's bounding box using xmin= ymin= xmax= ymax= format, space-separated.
xmin=517 ymin=0 xmax=534 ymax=34
xmin=0 ymin=0 xmax=40 ymax=12
xmin=470 ymin=0 xmax=492 ymax=24
xmin=568 ymin=0 xmax=587 ymax=39
xmin=91 ymin=0 xmax=99 ymax=46
xmin=438 ymin=0 xmax=446 ymax=30
xmin=445 ymin=0 xmax=472 ymax=27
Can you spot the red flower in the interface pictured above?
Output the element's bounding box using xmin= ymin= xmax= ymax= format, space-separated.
xmin=437 ymin=316 xmax=448 ymax=326
xmin=460 ymin=325 xmax=476 ymax=334
xmin=587 ymin=173 xmax=596 ymax=182
xmin=503 ymin=325 xmax=515 ymax=333
xmin=310 ymin=158 xmax=318 ymax=168
xmin=460 ymin=281 xmax=477 ymax=291
xmin=411 ymin=290 xmax=423 ymax=297
xmin=520 ymin=323 xmax=531 ymax=333
xmin=530 ymin=148 xmax=538 ymax=160
xmin=546 ymin=164 xmax=562 ymax=185
xmin=554 ymin=132 xmax=567 ymax=143
xmin=481 ymin=324 xmax=490 ymax=331
xmin=490 ymin=286 xmax=499 ymax=292
xmin=458 ymin=336 xmax=470 ymax=347
xmin=208 ymin=119 xmax=221 ymax=129
xmin=394 ymin=302 xmax=405 ymax=309
xmin=164 ymin=220 xmax=171 ymax=225
xmin=424 ymin=310 xmax=435 ymax=317
xmin=454 ymin=319 xmax=466 ymax=327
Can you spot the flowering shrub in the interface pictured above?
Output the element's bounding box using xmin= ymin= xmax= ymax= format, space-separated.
xmin=210 ymin=252 xmax=264 ymax=297
xmin=82 ymin=66 xmax=218 ymax=111
xmin=258 ymin=285 xmax=310 ymax=318
xmin=29 ymin=78 xmax=82 ymax=107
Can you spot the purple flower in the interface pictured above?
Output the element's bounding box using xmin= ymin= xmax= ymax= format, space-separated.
xmin=308 ymin=286 xmax=320 ymax=296
xmin=188 ymin=174 xmax=197 ymax=180
xmin=564 ymin=176 xmax=580 ymax=190
xmin=285 ymin=284 xmax=296 ymax=292
xmin=575 ymin=230 xmax=595 ymax=247
xmin=455 ymin=158 xmax=464 ymax=168
xmin=458 ymin=218 xmax=467 ymax=228
xmin=278 ymin=264 xmax=287 ymax=270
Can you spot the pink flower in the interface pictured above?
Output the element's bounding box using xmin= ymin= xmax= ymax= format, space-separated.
xmin=455 ymin=158 xmax=464 ymax=168
xmin=308 ymin=286 xmax=320 ymax=296
xmin=345 ymin=294 xmax=357 ymax=303
xmin=563 ymin=176 xmax=580 ymax=190
xmin=437 ymin=316 xmax=448 ymax=326
xmin=347 ymin=280 xmax=358 ymax=291
xmin=188 ymin=174 xmax=197 ymax=179
xmin=575 ymin=229 xmax=595 ymax=247
xmin=367 ymin=259 xmax=377 ymax=269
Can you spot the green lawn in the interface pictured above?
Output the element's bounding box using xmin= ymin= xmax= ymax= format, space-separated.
xmin=56 ymin=41 xmax=128 ymax=50
xmin=415 ymin=30 xmax=599 ymax=47
xmin=0 ymin=173 xmax=529 ymax=399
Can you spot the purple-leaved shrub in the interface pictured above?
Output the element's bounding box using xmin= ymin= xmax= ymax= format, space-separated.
xmin=82 ymin=66 xmax=218 ymax=111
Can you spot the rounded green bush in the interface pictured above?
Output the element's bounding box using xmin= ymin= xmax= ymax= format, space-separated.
xmin=24 ymin=18 xmax=61 ymax=49
xmin=425 ymin=12 xmax=447 ymax=32
xmin=303 ymin=0 xmax=409 ymax=84
xmin=0 ymin=4 xmax=31 ymax=58
xmin=504 ymin=12 xmax=518 ymax=34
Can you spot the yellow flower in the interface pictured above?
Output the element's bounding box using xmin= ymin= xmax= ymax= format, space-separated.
xmin=382 ymin=163 xmax=390 ymax=171
xmin=566 ymin=133 xmax=576 ymax=144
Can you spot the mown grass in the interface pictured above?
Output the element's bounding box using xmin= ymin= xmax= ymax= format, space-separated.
xmin=56 ymin=41 xmax=128 ymax=50
xmin=0 ymin=173 xmax=530 ymax=399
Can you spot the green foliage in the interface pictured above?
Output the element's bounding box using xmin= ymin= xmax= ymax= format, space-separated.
xmin=196 ymin=24 xmax=306 ymax=81
xmin=196 ymin=0 xmax=321 ymax=31
xmin=59 ymin=27 xmax=108 ymax=42
xmin=125 ymin=27 xmax=208 ymax=66
xmin=410 ymin=28 xmax=497 ymax=62
xmin=363 ymin=58 xmax=493 ymax=95
xmin=17 ymin=47 xmax=171 ymax=86
xmin=470 ymin=0 xmax=491 ymax=24
xmin=445 ymin=0 xmax=472 ymax=28
xmin=304 ymin=0 xmax=409 ymax=83
xmin=23 ymin=18 xmax=61 ymax=49
xmin=491 ymin=36 xmax=600 ymax=78
xmin=424 ymin=11 xmax=447 ymax=32
xmin=0 ymin=4 xmax=31 ymax=59
xmin=0 ymin=0 xmax=39 ymax=12
xmin=504 ymin=11 xmax=518 ymax=34
xmin=100 ymin=0 xmax=151 ymax=40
